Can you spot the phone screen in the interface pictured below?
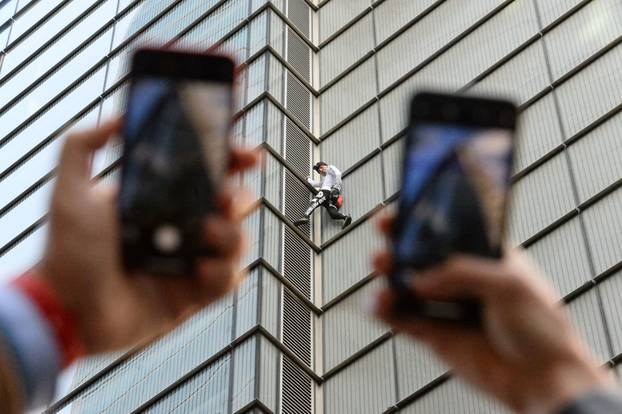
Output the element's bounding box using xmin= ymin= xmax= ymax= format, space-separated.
xmin=119 ymin=63 xmax=233 ymax=275
xmin=120 ymin=77 xmax=231 ymax=214
xmin=394 ymin=123 xmax=513 ymax=278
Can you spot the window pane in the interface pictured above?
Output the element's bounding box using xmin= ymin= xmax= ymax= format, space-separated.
xmin=8 ymin=0 xmax=63 ymax=43
xmin=0 ymin=1 xmax=115 ymax=108
xmin=0 ymin=28 xmax=111 ymax=140
xmin=0 ymin=67 xmax=106 ymax=172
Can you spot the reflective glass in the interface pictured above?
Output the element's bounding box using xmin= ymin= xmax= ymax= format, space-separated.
xmin=8 ymin=0 xmax=63 ymax=42
xmin=0 ymin=178 xmax=54 ymax=247
xmin=1 ymin=0 xmax=99 ymax=76
xmin=15 ymin=0 xmax=35 ymax=13
xmin=0 ymin=1 xmax=115 ymax=108
xmin=0 ymin=224 xmax=46 ymax=282
xmin=0 ymin=0 xmax=16 ymax=28
xmin=0 ymin=28 xmax=111 ymax=141
xmin=0 ymin=67 xmax=106 ymax=172
xmin=0 ymin=106 xmax=99 ymax=208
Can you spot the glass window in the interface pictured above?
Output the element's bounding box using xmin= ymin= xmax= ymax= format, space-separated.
xmin=0 ymin=28 xmax=111 ymax=141
xmin=0 ymin=1 xmax=115 ymax=108
xmin=0 ymin=67 xmax=106 ymax=174
xmin=0 ymin=21 xmax=10 ymax=51
xmin=0 ymin=178 xmax=54 ymax=248
xmin=0 ymin=0 xmax=17 ymax=28
xmin=1 ymin=0 xmax=100 ymax=77
xmin=8 ymin=0 xmax=63 ymax=43
xmin=175 ymin=0 xmax=246 ymax=50
xmin=0 ymin=105 xmax=99 ymax=208
xmin=0 ymin=224 xmax=47 ymax=282
xmin=248 ymin=10 xmax=267 ymax=57
xmin=15 ymin=0 xmax=35 ymax=14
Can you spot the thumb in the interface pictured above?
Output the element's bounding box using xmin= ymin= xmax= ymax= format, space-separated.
xmin=56 ymin=119 xmax=122 ymax=191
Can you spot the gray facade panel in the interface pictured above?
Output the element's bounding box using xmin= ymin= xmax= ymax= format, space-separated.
xmin=373 ymin=0 xmax=437 ymax=45
xmin=232 ymin=336 xmax=258 ymax=412
xmin=508 ymin=153 xmax=576 ymax=243
xmin=383 ymin=138 xmax=404 ymax=198
xmin=469 ymin=39 xmax=549 ymax=105
xmin=513 ymin=93 xmax=563 ymax=173
xmin=262 ymin=207 xmax=282 ymax=271
xmin=568 ymin=111 xmax=622 ymax=203
xmin=67 ymin=297 xmax=234 ymax=412
xmin=323 ymin=278 xmax=388 ymax=370
xmin=376 ymin=0 xmax=504 ymax=91
xmin=320 ymin=58 xmax=377 ymax=134
xmin=261 ymin=270 xmax=280 ymax=339
xmin=322 ymin=218 xmax=383 ymax=303
xmin=143 ymin=355 xmax=231 ymax=414
xmin=535 ymin=0 xmax=586 ymax=28
xmin=320 ymin=103 xmax=380 ymax=172
xmin=400 ymin=378 xmax=509 ymax=414
xmin=544 ymin=0 xmax=622 ymax=80
xmin=259 ymin=336 xmax=279 ymax=412
xmin=566 ymin=288 xmax=611 ymax=362
xmin=582 ymin=187 xmax=622 ymax=275
xmin=556 ymin=43 xmax=622 ymax=138
xmin=324 ymin=340 xmax=395 ymax=414
xmin=236 ymin=269 xmax=260 ymax=337
xmin=600 ymin=271 xmax=622 ymax=355
xmin=318 ymin=0 xmax=370 ymax=43
xmin=394 ymin=335 xmax=446 ymax=401
xmin=319 ymin=13 xmax=374 ymax=87
xmin=526 ymin=217 xmax=592 ymax=297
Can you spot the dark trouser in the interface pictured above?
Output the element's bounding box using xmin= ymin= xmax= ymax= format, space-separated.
xmin=304 ymin=189 xmax=347 ymax=220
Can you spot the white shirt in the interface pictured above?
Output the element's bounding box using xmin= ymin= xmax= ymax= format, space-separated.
xmin=308 ymin=165 xmax=342 ymax=191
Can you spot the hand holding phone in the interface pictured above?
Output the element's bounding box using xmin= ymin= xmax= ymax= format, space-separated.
xmin=119 ymin=49 xmax=235 ymax=276
xmin=391 ymin=92 xmax=517 ymax=325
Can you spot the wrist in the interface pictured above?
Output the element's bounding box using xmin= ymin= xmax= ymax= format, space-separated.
xmin=522 ymin=358 xmax=615 ymax=414
xmin=11 ymin=270 xmax=85 ymax=367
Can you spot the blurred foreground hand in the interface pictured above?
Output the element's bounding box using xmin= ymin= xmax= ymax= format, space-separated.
xmin=373 ymin=215 xmax=616 ymax=413
xmin=39 ymin=119 xmax=257 ymax=353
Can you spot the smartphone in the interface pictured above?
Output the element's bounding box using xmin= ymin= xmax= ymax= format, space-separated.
xmin=119 ymin=49 xmax=235 ymax=276
xmin=391 ymin=92 xmax=517 ymax=326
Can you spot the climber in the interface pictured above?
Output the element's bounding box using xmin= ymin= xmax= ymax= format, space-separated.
xmin=294 ymin=162 xmax=353 ymax=229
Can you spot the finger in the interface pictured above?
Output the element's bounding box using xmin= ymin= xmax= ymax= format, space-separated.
xmin=217 ymin=187 xmax=255 ymax=221
xmin=228 ymin=148 xmax=259 ymax=174
xmin=372 ymin=251 xmax=393 ymax=275
xmin=204 ymin=217 xmax=243 ymax=257
xmin=377 ymin=213 xmax=395 ymax=237
xmin=57 ymin=119 xmax=122 ymax=189
xmin=152 ymin=276 xmax=201 ymax=318
xmin=413 ymin=255 xmax=514 ymax=301
xmin=196 ymin=259 xmax=245 ymax=302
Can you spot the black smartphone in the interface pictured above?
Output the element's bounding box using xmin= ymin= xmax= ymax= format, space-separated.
xmin=119 ymin=49 xmax=235 ymax=276
xmin=391 ymin=92 xmax=517 ymax=326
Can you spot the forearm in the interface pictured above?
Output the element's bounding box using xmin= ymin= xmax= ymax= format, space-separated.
xmin=0 ymin=340 xmax=24 ymax=414
xmin=556 ymin=389 xmax=622 ymax=414
xmin=0 ymin=280 xmax=69 ymax=411
xmin=522 ymin=358 xmax=616 ymax=414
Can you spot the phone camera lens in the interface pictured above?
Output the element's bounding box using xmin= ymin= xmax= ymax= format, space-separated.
xmin=154 ymin=225 xmax=181 ymax=253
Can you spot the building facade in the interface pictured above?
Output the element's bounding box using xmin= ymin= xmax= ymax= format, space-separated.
xmin=0 ymin=0 xmax=622 ymax=412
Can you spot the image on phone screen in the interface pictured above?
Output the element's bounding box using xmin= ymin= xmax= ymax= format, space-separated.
xmin=119 ymin=72 xmax=233 ymax=274
xmin=394 ymin=123 xmax=513 ymax=279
